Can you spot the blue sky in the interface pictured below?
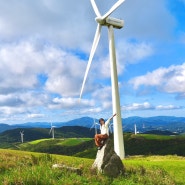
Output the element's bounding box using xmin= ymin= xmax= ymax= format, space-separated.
xmin=0 ymin=0 xmax=185 ymax=124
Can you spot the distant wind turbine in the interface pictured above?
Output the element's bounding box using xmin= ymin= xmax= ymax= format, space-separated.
xmin=79 ymin=0 xmax=126 ymax=159
xmin=90 ymin=118 xmax=99 ymax=134
xmin=134 ymin=124 xmax=137 ymax=135
xmin=143 ymin=123 xmax=145 ymax=129
xmin=20 ymin=131 xmax=24 ymax=143
xmin=49 ymin=123 xmax=56 ymax=139
xmin=109 ymin=123 xmax=113 ymax=134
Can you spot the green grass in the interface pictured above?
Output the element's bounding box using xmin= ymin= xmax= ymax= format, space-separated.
xmin=59 ymin=138 xmax=92 ymax=146
xmin=29 ymin=138 xmax=51 ymax=144
xmin=22 ymin=138 xmax=92 ymax=147
xmin=138 ymin=134 xmax=172 ymax=140
xmin=124 ymin=155 xmax=185 ymax=185
xmin=17 ymin=138 xmax=94 ymax=157
xmin=131 ymin=133 xmax=185 ymax=140
xmin=0 ymin=149 xmax=184 ymax=185
xmin=137 ymin=134 xmax=178 ymax=140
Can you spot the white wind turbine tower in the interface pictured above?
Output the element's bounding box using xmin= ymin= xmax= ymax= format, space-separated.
xmin=20 ymin=131 xmax=24 ymax=143
xmin=134 ymin=124 xmax=137 ymax=135
xmin=49 ymin=123 xmax=56 ymax=139
xmin=80 ymin=0 xmax=125 ymax=159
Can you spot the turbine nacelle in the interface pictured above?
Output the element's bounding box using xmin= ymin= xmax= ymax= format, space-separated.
xmin=95 ymin=16 xmax=124 ymax=29
xmin=106 ymin=17 xmax=124 ymax=29
xmin=95 ymin=17 xmax=105 ymax=25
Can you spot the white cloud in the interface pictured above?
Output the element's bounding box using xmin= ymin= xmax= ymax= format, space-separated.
xmin=95 ymin=41 xmax=154 ymax=82
xmin=117 ymin=41 xmax=154 ymax=65
xmin=0 ymin=106 xmax=27 ymax=115
xmin=92 ymin=86 xmax=112 ymax=101
xmin=156 ymin=105 xmax=182 ymax=110
xmin=122 ymin=102 xmax=154 ymax=111
xmin=0 ymin=94 xmax=23 ymax=107
xmin=27 ymin=114 xmax=44 ymax=119
xmin=0 ymin=0 xmax=176 ymax=48
xmin=80 ymin=107 xmax=103 ymax=114
xmin=130 ymin=63 xmax=185 ymax=95
xmin=0 ymin=0 xmax=93 ymax=51
xmin=0 ymin=40 xmax=87 ymax=96
xmin=89 ymin=41 xmax=154 ymax=84
xmin=50 ymin=97 xmax=95 ymax=109
xmin=122 ymin=102 xmax=183 ymax=112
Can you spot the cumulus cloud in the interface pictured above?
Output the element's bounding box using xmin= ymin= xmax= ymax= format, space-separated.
xmin=27 ymin=114 xmax=45 ymax=119
xmin=50 ymin=97 xmax=95 ymax=109
xmin=156 ymin=105 xmax=182 ymax=110
xmin=0 ymin=0 xmax=176 ymax=47
xmin=0 ymin=0 xmax=93 ymax=51
xmin=92 ymin=86 xmax=112 ymax=109
xmin=122 ymin=102 xmax=154 ymax=111
xmin=122 ymin=102 xmax=183 ymax=111
xmin=0 ymin=40 xmax=87 ymax=96
xmin=117 ymin=41 xmax=154 ymax=65
xmin=0 ymin=94 xmax=24 ymax=107
xmin=129 ymin=63 xmax=185 ymax=95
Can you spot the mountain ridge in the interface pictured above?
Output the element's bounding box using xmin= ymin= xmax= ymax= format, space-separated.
xmin=0 ymin=116 xmax=185 ymax=133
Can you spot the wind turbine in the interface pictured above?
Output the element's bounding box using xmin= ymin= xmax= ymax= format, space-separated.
xmin=49 ymin=123 xmax=56 ymax=139
xmin=79 ymin=0 xmax=125 ymax=159
xmin=134 ymin=124 xmax=137 ymax=135
xmin=109 ymin=122 xmax=113 ymax=134
xmin=142 ymin=123 xmax=145 ymax=129
xmin=20 ymin=131 xmax=24 ymax=143
xmin=90 ymin=118 xmax=99 ymax=134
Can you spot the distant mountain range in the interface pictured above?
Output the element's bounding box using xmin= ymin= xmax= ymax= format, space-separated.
xmin=0 ymin=116 xmax=185 ymax=134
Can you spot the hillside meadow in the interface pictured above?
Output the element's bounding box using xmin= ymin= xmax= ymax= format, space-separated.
xmin=1 ymin=133 xmax=184 ymax=159
xmin=0 ymin=149 xmax=184 ymax=185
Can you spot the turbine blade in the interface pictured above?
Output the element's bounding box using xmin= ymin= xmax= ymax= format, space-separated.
xmin=93 ymin=118 xmax=96 ymax=124
xmin=90 ymin=0 xmax=101 ymax=17
xmin=101 ymin=0 xmax=125 ymax=20
xmin=90 ymin=123 xmax=95 ymax=129
xmin=79 ymin=24 xmax=102 ymax=99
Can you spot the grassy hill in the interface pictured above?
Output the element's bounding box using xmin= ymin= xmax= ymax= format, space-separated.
xmin=1 ymin=132 xmax=185 ymax=158
xmin=0 ymin=149 xmax=184 ymax=184
xmin=76 ymin=133 xmax=185 ymax=158
xmin=19 ymin=138 xmax=94 ymax=156
xmin=0 ymin=126 xmax=95 ymax=144
xmin=124 ymin=133 xmax=185 ymax=156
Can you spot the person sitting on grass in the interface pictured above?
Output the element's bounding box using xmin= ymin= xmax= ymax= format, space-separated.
xmin=95 ymin=113 xmax=116 ymax=150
